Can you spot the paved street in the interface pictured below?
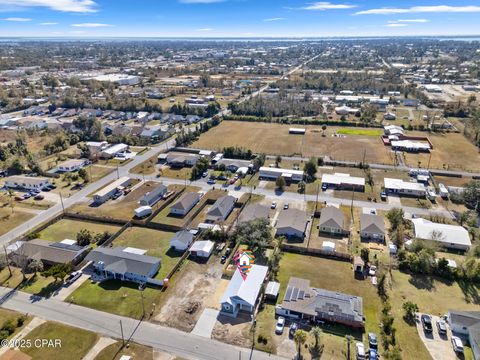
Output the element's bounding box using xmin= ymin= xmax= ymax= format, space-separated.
xmin=0 ymin=287 xmax=284 ymax=360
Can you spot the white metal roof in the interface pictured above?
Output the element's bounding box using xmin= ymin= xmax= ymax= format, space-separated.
xmin=322 ymin=173 xmax=365 ymax=186
xmin=384 ymin=178 xmax=426 ymax=192
xmin=220 ymin=264 xmax=268 ymax=307
xmin=412 ymin=218 xmax=471 ymax=248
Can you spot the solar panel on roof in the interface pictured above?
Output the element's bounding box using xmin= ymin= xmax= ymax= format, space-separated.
xmin=298 ymin=290 xmax=305 ymax=300
xmin=285 ymin=286 xmax=293 ymax=301
xmin=292 ymin=287 xmax=299 ymax=301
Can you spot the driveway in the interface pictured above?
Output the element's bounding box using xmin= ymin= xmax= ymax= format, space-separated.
xmin=416 ymin=314 xmax=457 ymax=360
xmin=191 ymin=309 xmax=220 ymax=338
xmin=52 ymin=274 xmax=90 ymax=301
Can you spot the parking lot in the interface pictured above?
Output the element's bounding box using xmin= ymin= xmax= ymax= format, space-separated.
xmin=416 ymin=314 xmax=459 ymax=360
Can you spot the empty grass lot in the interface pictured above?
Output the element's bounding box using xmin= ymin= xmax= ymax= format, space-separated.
xmin=67 ymin=279 xmax=163 ymax=319
xmin=254 ymin=253 xmax=382 ymax=358
xmin=37 ymin=219 xmax=121 ymax=242
xmin=336 ymin=128 xmax=383 ymax=136
xmin=21 ymin=322 xmax=99 ymax=360
xmin=389 ymin=270 xmax=479 ymax=360
xmin=94 ymin=341 xmax=154 ymax=360
xmin=0 ymin=208 xmax=33 ymax=236
xmin=0 ymin=267 xmax=65 ymax=298
xmin=112 ymin=227 xmax=181 ymax=280
xmin=191 ymin=121 xmax=394 ymax=165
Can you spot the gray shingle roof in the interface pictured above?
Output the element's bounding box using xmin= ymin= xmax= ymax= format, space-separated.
xmin=170 ymin=230 xmax=194 ymax=246
xmin=140 ymin=184 xmax=167 ymax=206
xmin=207 ymin=195 xmax=236 ymax=219
xmin=170 ymin=192 xmax=201 ymax=211
xmin=238 ymin=204 xmax=269 ymax=223
xmin=319 ymin=206 xmax=345 ymax=230
xmin=276 ymin=208 xmax=308 ymax=233
xmin=360 ymin=214 xmax=385 ymax=234
xmin=17 ymin=239 xmax=87 ymax=264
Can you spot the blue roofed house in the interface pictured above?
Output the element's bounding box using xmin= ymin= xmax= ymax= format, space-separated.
xmin=220 ymin=264 xmax=268 ymax=318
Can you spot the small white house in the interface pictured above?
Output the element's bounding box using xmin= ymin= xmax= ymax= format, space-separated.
xmin=57 ymin=159 xmax=89 ymax=172
xmin=170 ymin=230 xmax=194 ymax=252
xmin=5 ymin=175 xmax=51 ymax=191
xmin=134 ymin=206 xmax=152 ymax=218
xmin=189 ymin=240 xmax=214 ymax=258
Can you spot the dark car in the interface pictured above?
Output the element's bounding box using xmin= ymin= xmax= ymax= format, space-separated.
xmin=380 ymin=192 xmax=387 ymax=201
xmin=421 ymin=314 xmax=433 ymax=333
xmin=369 ymin=349 xmax=378 ymax=360
xmin=111 ymin=191 xmax=122 ymax=200
xmin=220 ymin=255 xmax=227 ymax=264
xmin=289 ymin=323 xmax=298 ymax=337
xmin=368 ymin=333 xmax=378 ymax=349
xmin=34 ymin=194 xmax=44 ymax=200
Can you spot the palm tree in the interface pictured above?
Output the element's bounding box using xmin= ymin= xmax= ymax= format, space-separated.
xmin=311 ymin=326 xmax=322 ymax=350
xmin=294 ymin=329 xmax=307 ymax=359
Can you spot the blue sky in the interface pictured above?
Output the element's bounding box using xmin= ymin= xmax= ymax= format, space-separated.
xmin=0 ymin=0 xmax=480 ymax=37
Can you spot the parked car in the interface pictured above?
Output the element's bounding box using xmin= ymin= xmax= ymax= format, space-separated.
xmin=65 ymin=271 xmax=82 ymax=285
xmin=451 ymin=336 xmax=464 ymax=354
xmin=207 ymin=179 xmax=216 ymax=185
xmin=283 ymin=203 xmax=289 ymax=210
xmin=34 ymin=194 xmax=44 ymax=201
xmin=111 ymin=191 xmax=122 ymax=200
xmin=356 ymin=342 xmax=365 ymax=360
xmin=202 ymin=172 xmax=209 ymax=178
xmin=22 ymin=193 xmax=31 ymax=199
xmin=436 ymin=320 xmax=447 ymax=335
xmin=220 ymin=255 xmax=227 ymax=264
xmin=321 ymin=184 xmax=328 ymax=191
xmin=369 ymin=265 xmax=377 ymax=277
xmin=225 ymin=248 xmax=231 ymax=257
xmin=289 ymin=322 xmax=298 ymax=337
xmin=368 ymin=333 xmax=378 ymax=349
xmin=29 ymin=189 xmax=40 ymax=195
xmin=368 ymin=349 xmax=378 ymax=360
xmin=380 ymin=192 xmax=387 ymax=201
xmin=14 ymin=196 xmax=23 ymax=201
xmin=229 ymin=178 xmax=236 ymax=185
xmin=218 ymin=175 xmax=227 ymax=181
xmin=421 ymin=314 xmax=433 ymax=333
xmin=271 ymin=201 xmax=277 ymax=209
xmin=275 ymin=317 xmax=285 ymax=334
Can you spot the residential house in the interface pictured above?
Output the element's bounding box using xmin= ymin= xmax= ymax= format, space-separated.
xmin=93 ymin=177 xmax=131 ymax=204
xmin=321 ymin=173 xmax=365 ymax=192
xmin=57 ymin=159 xmax=89 ymax=173
xmin=160 ymin=152 xmax=200 ymax=168
xmin=86 ymin=141 xmax=109 ymax=158
xmin=170 ymin=230 xmax=194 ymax=252
xmin=360 ymin=214 xmax=385 ymax=242
xmin=139 ymin=184 xmax=167 ymax=207
xmin=276 ymin=277 xmax=364 ymax=328
xmin=319 ymin=206 xmax=347 ymax=236
xmin=12 ymin=239 xmax=88 ymax=267
xmin=412 ymin=218 xmax=472 ymax=251
xmin=100 ymin=143 xmax=129 ymax=159
xmin=216 ymin=158 xmax=252 ymax=173
xmin=86 ymin=247 xmax=161 ymax=284
xmin=220 ymin=265 xmax=268 ymax=318
xmin=448 ymin=311 xmax=480 ymax=360
xmin=259 ymin=167 xmax=304 ymax=182
xmin=238 ymin=204 xmax=269 ymax=224
xmin=384 ymin=178 xmax=426 ymax=198
xmin=275 ymin=208 xmax=309 ymax=239
xmin=206 ymin=195 xmax=236 ymax=223
xmin=5 ymin=176 xmax=51 ymax=191
xmin=169 ymin=192 xmax=201 ymax=216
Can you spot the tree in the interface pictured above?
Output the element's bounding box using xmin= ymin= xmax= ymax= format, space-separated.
xmin=27 ymin=260 xmax=44 ymax=276
xmin=294 ymin=329 xmax=307 ymax=360
xmin=275 ymin=176 xmax=286 ymax=191
xmin=298 ymin=181 xmax=306 ymax=194
xmin=463 ymin=181 xmax=480 ymax=212
xmin=78 ymin=168 xmax=90 ymax=183
xmin=321 ymin=125 xmax=327 ymax=137
xmin=360 ymin=248 xmax=370 ymax=263
xmin=386 ymin=208 xmax=405 ymax=231
xmin=311 ymin=326 xmax=322 ymax=350
xmin=233 ymin=218 xmax=272 ymax=255
xmin=42 ymin=263 xmax=71 ymax=282
xmin=402 ymin=301 xmax=419 ymax=323
xmin=303 ymin=157 xmax=317 ymax=181
xmin=76 ymin=229 xmax=93 ymax=247
xmin=458 ymin=211 xmax=470 ymax=226
xmin=275 ymin=155 xmax=282 ymax=167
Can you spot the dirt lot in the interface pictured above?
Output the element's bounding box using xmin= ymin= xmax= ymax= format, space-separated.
xmin=192 ymin=121 xmax=394 ymax=164
xmin=154 ymin=255 xmax=225 ymax=332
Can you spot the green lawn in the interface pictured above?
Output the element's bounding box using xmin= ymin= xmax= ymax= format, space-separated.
xmin=254 ymin=253 xmax=381 ymax=357
xmin=37 ymin=219 xmax=121 ymax=242
xmin=94 ymin=341 xmax=153 ymax=360
xmin=21 ymin=321 xmax=98 ymax=360
xmin=66 ymin=279 xmax=163 ymax=319
xmin=0 ymin=267 xmax=65 ymax=298
xmin=112 ymin=227 xmax=182 ymax=280
xmin=389 ymin=270 xmax=479 ymax=360
xmin=336 ymin=128 xmax=383 ymax=137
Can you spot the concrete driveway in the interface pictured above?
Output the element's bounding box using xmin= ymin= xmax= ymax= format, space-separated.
xmin=416 ymin=314 xmax=458 ymax=360
xmin=191 ymin=308 xmax=220 ymax=338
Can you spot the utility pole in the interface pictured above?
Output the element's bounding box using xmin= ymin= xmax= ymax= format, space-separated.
xmin=59 ymin=192 xmax=65 ymax=214
xmin=140 ymin=290 xmax=145 ymax=319
xmin=427 ymin=152 xmax=432 ymax=170
xmin=119 ymin=320 xmax=125 ymax=346
xmin=3 ymin=245 xmax=11 ymax=276
xmin=116 ymin=163 xmax=120 ymax=179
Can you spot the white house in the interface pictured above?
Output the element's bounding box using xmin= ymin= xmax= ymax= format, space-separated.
xmin=259 ymin=167 xmax=304 ymax=182
xmin=134 ymin=206 xmax=152 ymax=218
xmin=189 ymin=240 xmax=214 ymax=258
xmin=170 ymin=230 xmax=194 ymax=252
xmin=93 ymin=176 xmax=131 ymax=204
xmin=384 ymin=178 xmax=426 ymax=198
xmin=321 ymin=173 xmax=365 ymax=191
xmin=5 ymin=175 xmax=51 ymax=191
xmin=101 ymin=143 xmax=129 ymax=159
xmin=220 ymin=265 xmax=268 ymax=318
xmin=169 ymin=192 xmax=201 ymax=216
xmin=57 ymin=159 xmax=89 ymax=172
xmin=412 ymin=218 xmax=472 ymax=251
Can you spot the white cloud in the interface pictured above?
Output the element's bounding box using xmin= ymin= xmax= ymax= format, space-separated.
xmin=1 ymin=17 xmax=31 ymax=21
xmin=301 ymin=2 xmax=357 ymax=11
xmin=396 ymin=19 xmax=429 ymax=23
xmin=39 ymin=22 xmax=58 ymax=25
xmin=195 ymin=28 xmax=213 ymax=31
xmin=385 ymin=23 xmax=408 ymax=27
xmin=263 ymin=17 xmax=285 ymax=22
xmin=72 ymin=23 xmax=113 ymax=28
xmin=356 ymin=5 xmax=480 ymax=15
xmin=0 ymin=0 xmax=96 ymax=13
xmin=179 ymin=0 xmax=224 ymax=3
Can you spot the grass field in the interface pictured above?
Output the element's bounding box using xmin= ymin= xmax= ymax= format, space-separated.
xmin=0 ymin=208 xmax=33 ymax=236
xmin=131 ymin=154 xmax=158 ymax=175
xmin=336 ymin=128 xmax=383 ymax=137
xmin=94 ymin=341 xmax=154 ymax=360
xmin=38 ymin=219 xmax=120 ymax=242
xmin=403 ymin=132 xmax=480 ymax=172
xmin=112 ymin=227 xmax=181 ymax=280
xmin=88 ymin=165 xmax=115 ymax=182
xmin=389 ymin=270 xmax=479 ymax=360
xmin=191 ymin=121 xmax=394 ymax=165
xmin=255 ymin=253 xmax=382 ymax=358
xmin=21 ymin=322 xmax=98 ymax=360
xmin=0 ymin=267 xmax=66 ymax=298
xmin=67 ymin=279 xmax=163 ymax=318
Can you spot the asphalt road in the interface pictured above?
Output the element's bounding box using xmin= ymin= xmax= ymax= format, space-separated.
xmin=0 ymin=287 xmax=283 ymax=360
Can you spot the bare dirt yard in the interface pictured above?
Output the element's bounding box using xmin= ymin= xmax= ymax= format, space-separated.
xmin=154 ymin=256 xmax=224 ymax=332
xmin=191 ymin=121 xmax=394 ymax=165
